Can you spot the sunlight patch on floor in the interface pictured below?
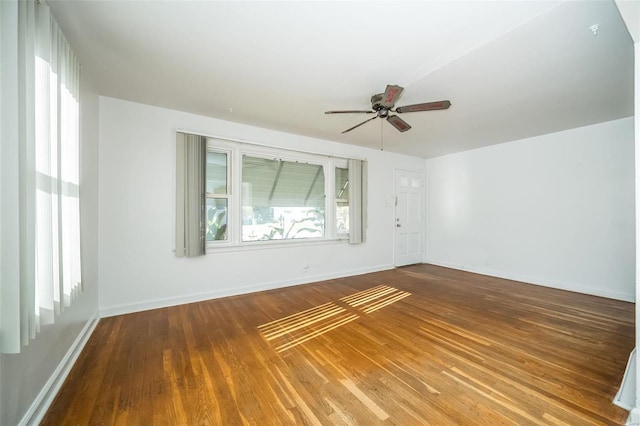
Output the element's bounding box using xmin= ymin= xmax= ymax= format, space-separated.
xmin=258 ymin=285 xmax=411 ymax=353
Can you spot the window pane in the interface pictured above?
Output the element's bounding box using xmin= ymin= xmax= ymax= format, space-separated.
xmin=336 ymin=201 xmax=349 ymax=236
xmin=242 ymin=156 xmax=325 ymax=241
xmin=207 ymin=151 xmax=227 ymax=195
xmin=336 ymin=167 xmax=349 ymax=236
xmin=206 ymin=198 xmax=228 ymax=241
xmin=335 ymin=167 xmax=349 ymax=199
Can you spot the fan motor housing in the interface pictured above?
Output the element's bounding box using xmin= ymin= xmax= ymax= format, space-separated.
xmin=370 ymin=93 xmax=390 ymax=116
xmin=370 ymin=93 xmax=384 ymax=110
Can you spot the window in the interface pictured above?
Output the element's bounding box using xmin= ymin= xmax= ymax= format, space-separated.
xmin=242 ymin=155 xmax=325 ymax=241
xmin=197 ymin=138 xmax=363 ymax=249
xmin=335 ymin=167 xmax=349 ymax=238
xmin=176 ymin=135 xmax=366 ymax=254
xmin=206 ymin=150 xmax=229 ymax=241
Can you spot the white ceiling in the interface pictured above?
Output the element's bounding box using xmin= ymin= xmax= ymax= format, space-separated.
xmin=48 ymin=0 xmax=634 ymax=158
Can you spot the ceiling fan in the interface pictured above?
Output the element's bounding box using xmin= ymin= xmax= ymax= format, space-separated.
xmin=325 ymin=84 xmax=451 ymax=134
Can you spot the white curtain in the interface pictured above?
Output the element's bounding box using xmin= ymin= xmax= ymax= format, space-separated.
xmin=0 ymin=0 xmax=82 ymax=354
xmin=175 ymin=132 xmax=206 ymax=257
xmin=348 ymin=159 xmax=368 ymax=244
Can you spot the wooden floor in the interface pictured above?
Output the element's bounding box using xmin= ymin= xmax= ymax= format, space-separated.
xmin=43 ymin=264 xmax=635 ymax=425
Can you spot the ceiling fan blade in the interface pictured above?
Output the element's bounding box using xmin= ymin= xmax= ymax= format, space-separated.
xmin=386 ymin=115 xmax=411 ymax=132
xmin=395 ymin=100 xmax=451 ymax=113
xmin=342 ymin=116 xmax=378 ymax=134
xmin=325 ymin=110 xmax=374 ymax=114
xmin=380 ymin=84 xmax=404 ymax=108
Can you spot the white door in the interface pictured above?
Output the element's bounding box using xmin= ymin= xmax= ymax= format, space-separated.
xmin=395 ymin=169 xmax=423 ymax=266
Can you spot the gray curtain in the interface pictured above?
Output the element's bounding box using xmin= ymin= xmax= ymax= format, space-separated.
xmin=348 ymin=159 xmax=367 ymax=244
xmin=175 ymin=132 xmax=206 ymax=257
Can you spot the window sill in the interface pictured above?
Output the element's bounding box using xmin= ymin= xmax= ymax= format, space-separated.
xmin=205 ymin=238 xmax=348 ymax=254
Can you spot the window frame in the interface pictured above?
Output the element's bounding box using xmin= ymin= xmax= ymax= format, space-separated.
xmin=205 ymin=137 xmax=349 ymax=251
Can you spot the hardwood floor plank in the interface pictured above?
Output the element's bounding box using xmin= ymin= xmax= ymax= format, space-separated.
xmin=42 ymin=264 xmax=634 ymax=425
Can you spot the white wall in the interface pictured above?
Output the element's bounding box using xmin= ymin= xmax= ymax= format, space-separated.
xmin=425 ymin=117 xmax=635 ymax=301
xmin=1 ymin=73 xmax=100 ymax=426
xmin=98 ymin=97 xmax=425 ymax=316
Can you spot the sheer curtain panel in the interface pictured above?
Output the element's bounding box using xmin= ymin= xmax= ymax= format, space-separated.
xmin=0 ymin=0 xmax=82 ymax=354
xmin=348 ymin=159 xmax=368 ymax=244
xmin=176 ymin=132 xmax=206 ymax=257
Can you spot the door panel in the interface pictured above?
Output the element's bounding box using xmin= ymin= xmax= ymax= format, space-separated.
xmin=395 ymin=170 xmax=423 ymax=267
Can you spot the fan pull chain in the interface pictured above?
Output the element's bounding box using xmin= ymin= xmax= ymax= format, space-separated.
xmin=380 ymin=118 xmax=384 ymax=151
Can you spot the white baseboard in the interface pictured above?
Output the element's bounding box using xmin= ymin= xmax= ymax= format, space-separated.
xmin=628 ymin=408 xmax=640 ymax=426
xmin=425 ymin=259 xmax=634 ymax=302
xmin=614 ymin=348 xmax=636 ymax=411
xmin=100 ymin=264 xmax=395 ymax=318
xmin=19 ymin=312 xmax=100 ymax=426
